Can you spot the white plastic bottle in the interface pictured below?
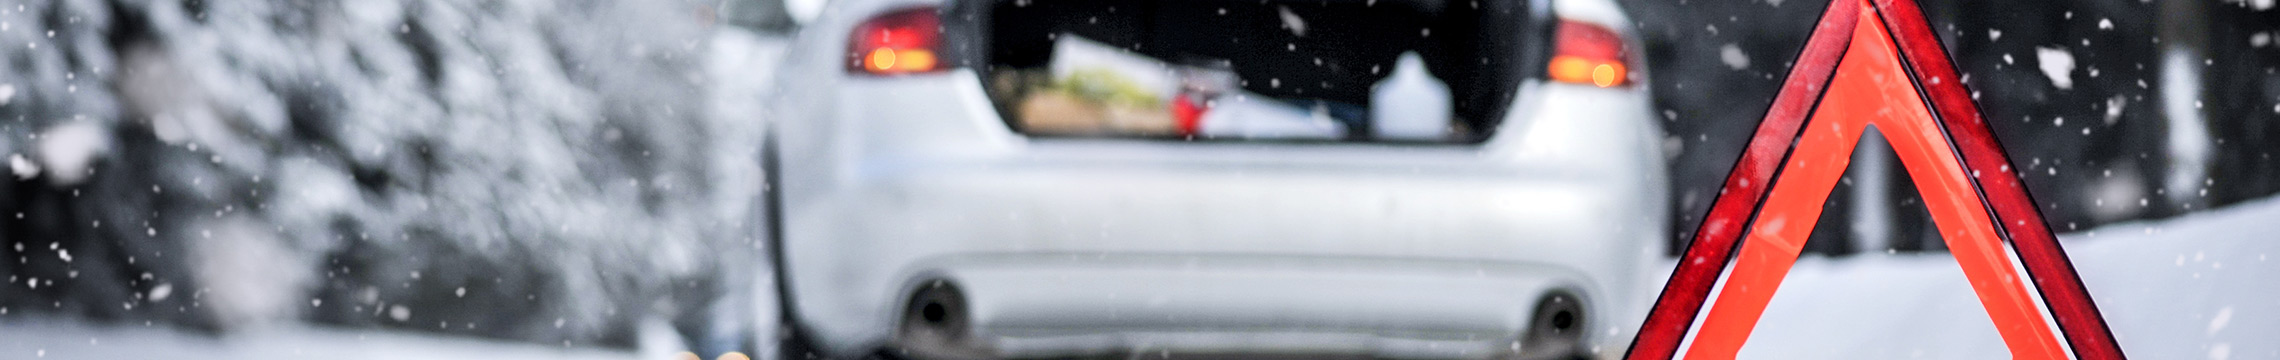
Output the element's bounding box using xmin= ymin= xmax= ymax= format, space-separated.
xmin=1370 ymin=52 xmax=1452 ymax=141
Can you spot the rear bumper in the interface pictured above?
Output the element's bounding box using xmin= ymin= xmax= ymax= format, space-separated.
xmin=765 ymin=69 xmax=1667 ymax=357
xmin=937 ymin=254 xmax=1587 ymax=358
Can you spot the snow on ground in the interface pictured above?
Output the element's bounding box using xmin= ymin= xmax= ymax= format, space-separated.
xmin=0 ymin=317 xmax=633 ymax=360
xmin=1724 ymin=195 xmax=2280 ymax=359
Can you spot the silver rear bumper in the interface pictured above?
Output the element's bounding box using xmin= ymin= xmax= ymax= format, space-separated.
xmin=911 ymin=254 xmax=1591 ymax=359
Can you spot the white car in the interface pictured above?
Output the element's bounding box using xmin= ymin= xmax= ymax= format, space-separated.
xmin=756 ymin=0 xmax=1668 ymax=358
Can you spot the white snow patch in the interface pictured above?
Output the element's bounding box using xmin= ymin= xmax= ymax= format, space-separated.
xmin=1720 ymin=44 xmax=1750 ymax=70
xmin=2036 ymin=47 xmax=2075 ymax=89
xmin=9 ymin=154 xmax=38 ymax=179
xmin=188 ymin=216 xmax=306 ymax=329
xmin=34 ymin=122 xmax=111 ymax=185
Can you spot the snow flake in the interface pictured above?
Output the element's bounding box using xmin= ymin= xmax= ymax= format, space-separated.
xmin=1720 ymin=44 xmax=1750 ymax=70
xmin=2098 ymin=18 xmax=2113 ymax=30
xmin=1275 ymin=6 xmax=1306 ymax=37
xmin=149 ymin=283 xmax=173 ymax=302
xmin=2036 ymin=47 xmax=2075 ymax=89
xmin=390 ymin=305 xmax=411 ymax=321
xmin=2106 ymin=96 xmax=2127 ymax=124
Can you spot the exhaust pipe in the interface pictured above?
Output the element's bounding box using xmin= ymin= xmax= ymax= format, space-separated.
xmin=1514 ymin=291 xmax=1589 ymax=360
xmin=895 ymin=280 xmax=991 ymax=360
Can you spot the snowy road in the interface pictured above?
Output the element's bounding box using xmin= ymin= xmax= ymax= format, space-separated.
xmin=1729 ymin=195 xmax=2280 ymax=359
xmin=0 ymin=318 xmax=635 ymax=360
xmin=6 ymin=195 xmax=2273 ymax=359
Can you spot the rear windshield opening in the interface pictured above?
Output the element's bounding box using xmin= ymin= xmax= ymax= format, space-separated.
xmin=981 ymin=0 xmax=1543 ymax=143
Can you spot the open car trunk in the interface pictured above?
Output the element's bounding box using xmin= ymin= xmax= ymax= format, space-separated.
xmin=951 ymin=0 xmax=1554 ymax=143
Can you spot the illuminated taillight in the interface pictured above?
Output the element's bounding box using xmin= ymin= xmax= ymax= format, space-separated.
xmin=1547 ymin=19 xmax=1629 ymax=88
xmin=848 ymin=7 xmax=943 ymax=75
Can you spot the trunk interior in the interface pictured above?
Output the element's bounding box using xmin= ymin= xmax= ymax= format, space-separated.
xmin=949 ymin=0 xmax=1552 ymax=143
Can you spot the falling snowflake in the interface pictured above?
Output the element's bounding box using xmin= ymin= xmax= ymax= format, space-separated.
xmin=1720 ymin=44 xmax=1750 ymax=70
xmin=2036 ymin=47 xmax=2075 ymax=89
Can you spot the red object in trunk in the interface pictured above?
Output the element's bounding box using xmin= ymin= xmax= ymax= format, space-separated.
xmin=1172 ymin=93 xmax=1207 ymax=137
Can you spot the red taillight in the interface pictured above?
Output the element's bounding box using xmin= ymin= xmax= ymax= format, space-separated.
xmin=1547 ymin=19 xmax=1630 ymax=87
xmin=848 ymin=7 xmax=944 ymax=75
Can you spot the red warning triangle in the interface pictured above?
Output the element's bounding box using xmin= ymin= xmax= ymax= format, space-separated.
xmin=1623 ymin=0 xmax=2125 ymax=359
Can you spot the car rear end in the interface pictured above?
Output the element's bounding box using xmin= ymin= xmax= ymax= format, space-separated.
xmin=762 ymin=0 xmax=1665 ymax=358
